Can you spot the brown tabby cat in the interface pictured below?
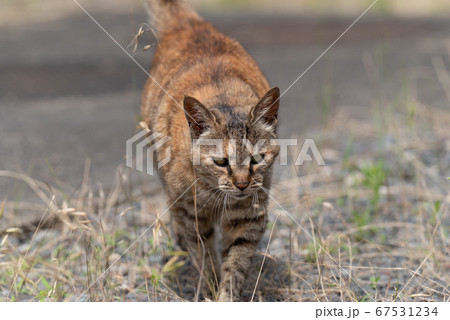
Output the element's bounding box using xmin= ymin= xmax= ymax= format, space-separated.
xmin=141 ymin=0 xmax=281 ymax=301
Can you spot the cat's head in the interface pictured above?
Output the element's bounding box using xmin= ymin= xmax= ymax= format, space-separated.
xmin=183 ymin=87 xmax=281 ymax=199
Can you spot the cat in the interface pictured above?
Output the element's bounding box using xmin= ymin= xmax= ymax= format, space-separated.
xmin=141 ymin=0 xmax=281 ymax=301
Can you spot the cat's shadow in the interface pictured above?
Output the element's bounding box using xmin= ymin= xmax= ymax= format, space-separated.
xmin=168 ymin=253 xmax=290 ymax=302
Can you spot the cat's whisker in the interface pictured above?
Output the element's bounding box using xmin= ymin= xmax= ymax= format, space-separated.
xmin=257 ymin=184 xmax=271 ymax=194
xmin=210 ymin=190 xmax=220 ymax=213
xmin=219 ymin=192 xmax=232 ymax=226
xmin=213 ymin=190 xmax=226 ymax=222
xmin=220 ymin=193 xmax=227 ymax=224
xmin=268 ymin=182 xmax=286 ymax=193
xmin=197 ymin=189 xmax=221 ymax=214
xmin=217 ymin=192 xmax=227 ymax=226
xmin=187 ymin=186 xmax=221 ymax=199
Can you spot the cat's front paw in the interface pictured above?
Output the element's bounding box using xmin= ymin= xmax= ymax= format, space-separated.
xmin=217 ymin=290 xmax=240 ymax=302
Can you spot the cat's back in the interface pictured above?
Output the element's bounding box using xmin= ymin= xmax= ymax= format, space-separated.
xmin=141 ymin=0 xmax=269 ymax=127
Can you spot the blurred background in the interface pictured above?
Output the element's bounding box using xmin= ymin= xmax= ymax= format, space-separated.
xmin=1 ymin=0 xmax=449 ymax=302
xmin=1 ymin=0 xmax=449 ymax=194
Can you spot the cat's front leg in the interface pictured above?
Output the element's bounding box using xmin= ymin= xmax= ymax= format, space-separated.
xmin=218 ymin=211 xmax=266 ymax=301
xmin=170 ymin=207 xmax=220 ymax=298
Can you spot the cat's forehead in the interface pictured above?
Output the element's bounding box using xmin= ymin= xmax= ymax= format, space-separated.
xmin=226 ymin=114 xmax=246 ymax=137
xmin=212 ymin=105 xmax=248 ymax=139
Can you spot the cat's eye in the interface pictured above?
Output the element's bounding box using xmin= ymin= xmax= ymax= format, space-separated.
xmin=250 ymin=154 xmax=265 ymax=165
xmin=213 ymin=158 xmax=229 ymax=167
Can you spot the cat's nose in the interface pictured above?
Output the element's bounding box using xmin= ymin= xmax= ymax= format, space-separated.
xmin=234 ymin=181 xmax=249 ymax=191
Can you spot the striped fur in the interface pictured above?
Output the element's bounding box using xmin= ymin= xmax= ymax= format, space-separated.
xmin=142 ymin=0 xmax=280 ymax=301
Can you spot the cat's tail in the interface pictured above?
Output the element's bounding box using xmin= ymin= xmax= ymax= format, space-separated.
xmin=145 ymin=0 xmax=201 ymax=34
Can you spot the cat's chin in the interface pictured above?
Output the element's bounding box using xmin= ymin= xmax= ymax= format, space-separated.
xmin=229 ymin=193 xmax=251 ymax=200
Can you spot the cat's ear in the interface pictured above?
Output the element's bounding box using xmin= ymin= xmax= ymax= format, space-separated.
xmin=249 ymin=87 xmax=280 ymax=129
xmin=184 ymin=96 xmax=217 ymax=139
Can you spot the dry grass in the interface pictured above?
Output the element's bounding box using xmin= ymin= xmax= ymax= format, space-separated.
xmin=0 ymin=81 xmax=448 ymax=301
